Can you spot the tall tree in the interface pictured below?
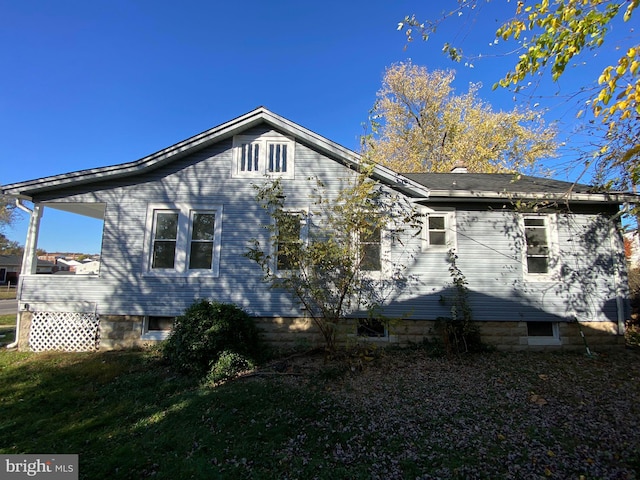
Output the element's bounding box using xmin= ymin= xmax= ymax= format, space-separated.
xmin=399 ymin=0 xmax=639 ymax=190
xmin=0 ymin=234 xmax=23 ymax=256
xmin=245 ymin=167 xmax=418 ymax=352
xmin=0 ymin=196 xmax=19 ymax=232
xmin=364 ymin=61 xmax=557 ymax=173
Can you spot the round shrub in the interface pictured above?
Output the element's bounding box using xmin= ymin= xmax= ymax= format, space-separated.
xmin=162 ymin=300 xmax=263 ymax=377
xmin=207 ymin=350 xmax=254 ymax=384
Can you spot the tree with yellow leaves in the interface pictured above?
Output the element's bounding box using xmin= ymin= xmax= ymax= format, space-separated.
xmin=364 ymin=61 xmax=557 ymax=173
xmin=399 ymin=0 xmax=639 ymax=190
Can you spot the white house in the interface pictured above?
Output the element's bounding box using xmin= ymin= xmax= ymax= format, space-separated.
xmin=1 ymin=108 xmax=635 ymax=352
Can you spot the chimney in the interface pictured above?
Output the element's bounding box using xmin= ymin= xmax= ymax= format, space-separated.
xmin=450 ymin=161 xmax=468 ymax=173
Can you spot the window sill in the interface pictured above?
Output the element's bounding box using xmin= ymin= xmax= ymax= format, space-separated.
xmin=526 ymin=337 xmax=561 ymax=346
xmin=348 ymin=334 xmax=399 ymax=343
xmin=141 ymin=331 xmax=172 ymax=341
xmin=421 ymin=247 xmax=451 ymax=254
xmin=524 ymin=274 xmax=558 ymax=283
xmin=142 ymin=271 xmax=219 ymax=278
xmin=22 ymin=274 xmax=100 ymax=279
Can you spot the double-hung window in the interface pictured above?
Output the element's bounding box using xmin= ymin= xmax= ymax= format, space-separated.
xmin=145 ymin=204 xmax=223 ymax=276
xmin=522 ymin=214 xmax=557 ymax=280
xmin=233 ymin=133 xmax=295 ymax=179
xmin=359 ymin=225 xmax=382 ymax=272
xmin=421 ymin=208 xmax=456 ymax=252
xmin=276 ymin=212 xmax=305 ymax=271
xmin=151 ymin=211 xmax=179 ymax=269
xmin=188 ymin=212 xmax=217 ymax=270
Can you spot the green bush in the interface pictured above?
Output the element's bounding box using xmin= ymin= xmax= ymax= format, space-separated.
xmin=206 ymin=350 xmax=255 ymax=384
xmin=162 ymin=300 xmax=263 ymax=377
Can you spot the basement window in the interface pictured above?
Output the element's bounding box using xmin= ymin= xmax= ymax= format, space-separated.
xmin=357 ymin=318 xmax=387 ymax=338
xmin=526 ymin=321 xmax=560 ymax=346
xmin=142 ymin=316 xmax=175 ymax=340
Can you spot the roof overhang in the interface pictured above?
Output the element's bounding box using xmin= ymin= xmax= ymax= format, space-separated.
xmin=423 ymin=189 xmax=637 ymax=205
xmin=1 ymin=107 xmax=431 ymax=201
xmin=42 ymin=202 xmax=106 ymax=220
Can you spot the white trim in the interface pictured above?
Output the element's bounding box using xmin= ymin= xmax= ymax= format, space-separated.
xmin=186 ymin=209 xmax=223 ymax=276
xmin=521 ymin=213 xmax=560 ymax=282
xmin=526 ymin=321 xmax=561 ymax=346
xmin=141 ymin=315 xmax=175 ymax=341
xmin=351 ymin=222 xmax=392 ymax=279
xmin=21 ymin=301 xmax=98 ymax=313
xmin=232 ymin=133 xmax=295 ymax=179
xmin=273 ymin=208 xmax=309 ymax=274
xmin=419 ymin=207 xmax=457 ymax=252
xmin=142 ymin=203 xmax=223 ymax=277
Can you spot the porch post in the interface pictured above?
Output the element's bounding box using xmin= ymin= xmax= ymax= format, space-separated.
xmin=8 ymin=203 xmax=42 ymax=350
xmin=21 ymin=202 xmax=42 ymax=276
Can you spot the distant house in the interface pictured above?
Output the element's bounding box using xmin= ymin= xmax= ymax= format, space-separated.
xmin=75 ymin=260 xmax=100 ymax=276
xmin=0 ymin=255 xmax=54 ymax=285
xmin=1 ymin=107 xmax=636 ymax=352
xmin=56 ymin=258 xmax=82 ymax=273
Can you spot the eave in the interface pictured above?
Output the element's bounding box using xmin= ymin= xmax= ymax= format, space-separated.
xmin=1 ymin=107 xmax=431 ymax=201
xmin=424 ymin=189 xmax=637 ymax=205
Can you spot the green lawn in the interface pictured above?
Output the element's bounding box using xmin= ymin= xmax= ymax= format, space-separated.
xmin=0 ymin=314 xmax=15 ymax=345
xmin=0 ymin=348 xmax=639 ymax=479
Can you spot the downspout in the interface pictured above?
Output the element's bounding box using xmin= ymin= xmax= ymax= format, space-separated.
xmin=7 ymin=200 xmax=40 ymax=349
xmin=15 ymin=198 xmax=33 ymax=215
xmin=610 ymin=206 xmax=630 ymax=336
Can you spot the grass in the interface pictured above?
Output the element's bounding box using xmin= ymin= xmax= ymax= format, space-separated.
xmin=0 ymin=287 xmax=17 ymax=300
xmin=0 ymin=314 xmax=15 ymax=345
xmin=0 ymin=348 xmax=639 ymax=479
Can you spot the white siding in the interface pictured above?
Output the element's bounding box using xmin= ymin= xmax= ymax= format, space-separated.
xmin=19 ymin=128 xmax=627 ymax=326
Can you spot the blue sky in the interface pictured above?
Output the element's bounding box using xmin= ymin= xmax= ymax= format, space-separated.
xmin=1 ymin=0 xmax=636 ymax=253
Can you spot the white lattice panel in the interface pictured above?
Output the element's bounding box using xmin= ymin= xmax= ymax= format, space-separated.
xmin=29 ymin=311 xmax=100 ymax=352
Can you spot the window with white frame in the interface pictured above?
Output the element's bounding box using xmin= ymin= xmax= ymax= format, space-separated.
xmin=421 ymin=209 xmax=456 ymax=251
xmin=151 ymin=211 xmax=179 ymax=269
xmin=188 ymin=212 xmax=217 ymax=270
xmin=276 ymin=211 xmax=306 ymax=271
xmin=233 ymin=134 xmax=295 ymax=179
xmin=144 ymin=204 xmax=223 ymax=276
xmin=526 ymin=321 xmax=560 ymax=345
xmin=358 ymin=225 xmax=382 ymax=271
xmin=522 ymin=214 xmax=557 ymax=279
xmin=142 ymin=315 xmax=175 ymax=340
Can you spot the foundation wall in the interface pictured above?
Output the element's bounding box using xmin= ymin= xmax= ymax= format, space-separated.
xmin=16 ymin=312 xmax=625 ymax=352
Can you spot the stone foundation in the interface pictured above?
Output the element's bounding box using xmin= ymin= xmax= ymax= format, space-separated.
xmin=99 ymin=315 xmax=145 ymax=350
xmin=16 ymin=312 xmax=625 ymax=352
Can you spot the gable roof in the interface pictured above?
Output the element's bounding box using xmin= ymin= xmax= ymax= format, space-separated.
xmin=1 ymin=107 xmax=430 ymax=200
xmin=2 ymin=107 xmax=635 ymax=207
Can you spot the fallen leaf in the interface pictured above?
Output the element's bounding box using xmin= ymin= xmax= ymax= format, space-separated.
xmin=530 ymin=394 xmax=548 ymax=406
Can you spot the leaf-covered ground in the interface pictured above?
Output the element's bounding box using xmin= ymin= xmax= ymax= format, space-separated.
xmin=1 ymin=348 xmax=639 ymax=479
xmin=266 ymin=350 xmax=640 ymax=479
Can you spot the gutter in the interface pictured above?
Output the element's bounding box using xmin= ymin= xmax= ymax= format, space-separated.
xmin=426 ymin=189 xmax=638 ymax=204
xmin=610 ymin=204 xmax=631 ymax=336
xmin=15 ymin=198 xmax=33 ymax=214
